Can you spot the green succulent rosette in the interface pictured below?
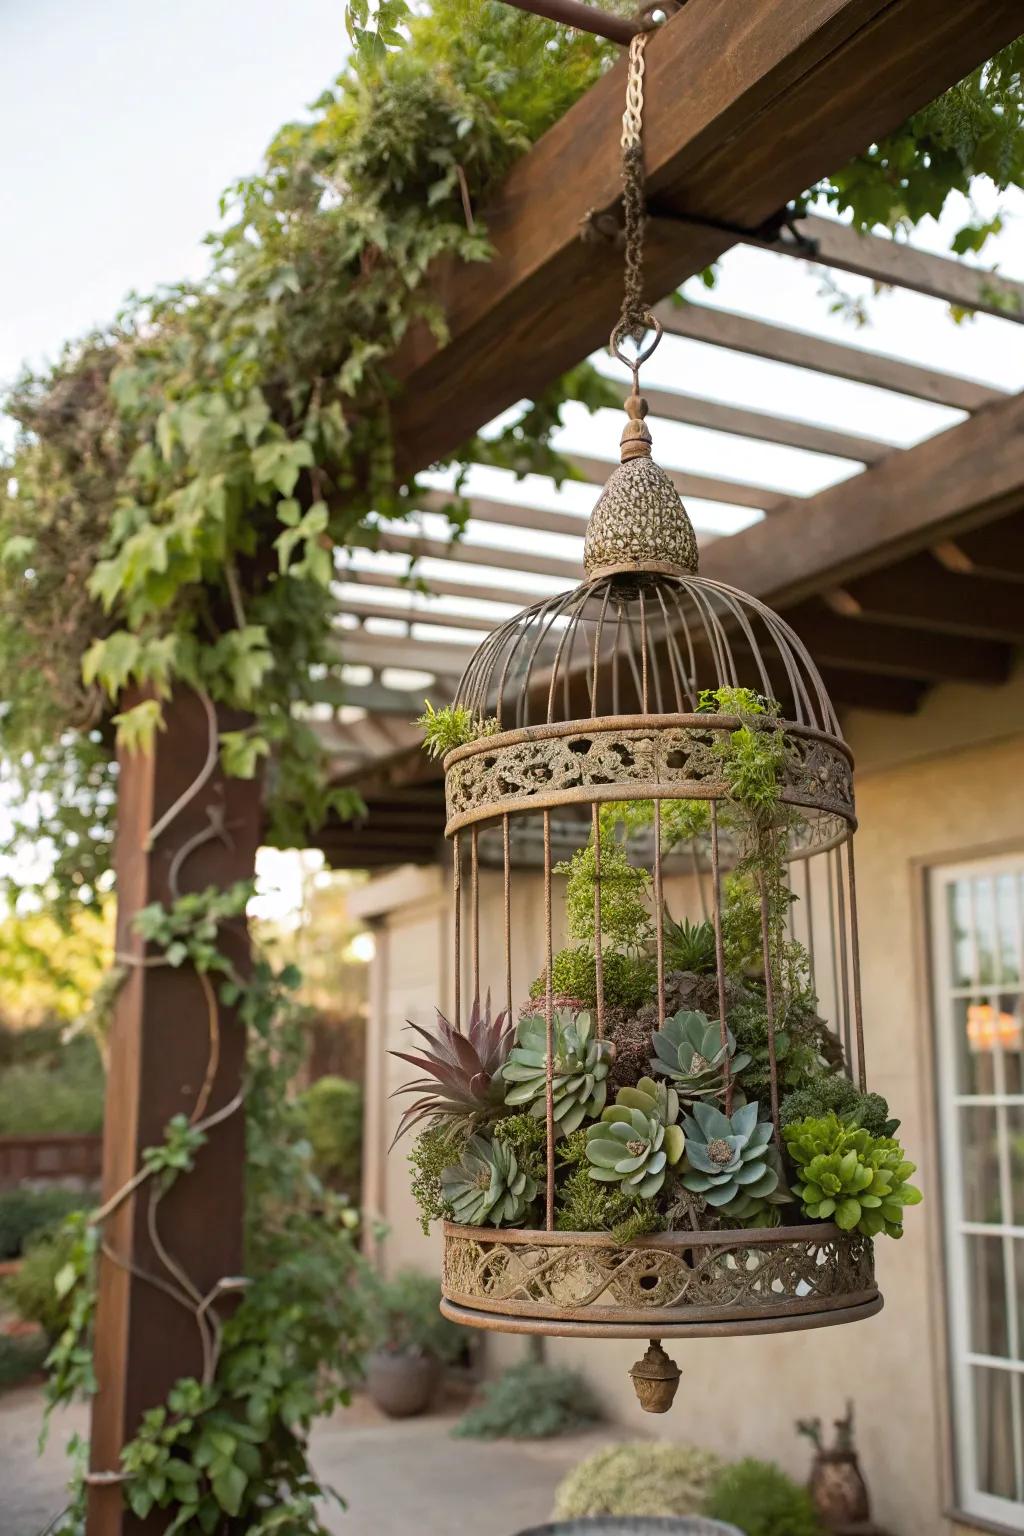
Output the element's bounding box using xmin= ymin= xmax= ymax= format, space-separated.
xmin=501 ymin=1009 xmax=612 ymax=1135
xmin=585 ymin=1076 xmax=686 ymax=1198
xmin=650 ymin=1009 xmax=750 ymax=1100
xmin=441 ymin=1133 xmax=538 ymax=1227
xmin=679 ymin=1099 xmax=779 ymax=1209
xmin=783 ymin=1112 xmax=922 ymax=1238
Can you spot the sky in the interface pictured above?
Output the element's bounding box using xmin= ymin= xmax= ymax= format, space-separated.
xmin=2 ymin=1 xmax=1022 ymax=913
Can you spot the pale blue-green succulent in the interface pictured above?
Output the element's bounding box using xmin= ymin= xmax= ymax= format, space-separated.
xmin=501 ymin=1009 xmax=612 ymax=1135
xmin=441 ymin=1134 xmax=537 ymax=1227
xmin=679 ymin=1099 xmax=778 ymax=1208
xmin=585 ymin=1076 xmax=686 ymax=1198
xmin=650 ymin=1009 xmax=750 ymax=1100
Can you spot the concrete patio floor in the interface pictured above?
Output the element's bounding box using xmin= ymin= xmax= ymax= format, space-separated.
xmin=0 ymin=1384 xmax=620 ymax=1536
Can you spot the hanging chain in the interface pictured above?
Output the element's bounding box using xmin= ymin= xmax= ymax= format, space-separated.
xmin=615 ymin=31 xmax=652 ymax=350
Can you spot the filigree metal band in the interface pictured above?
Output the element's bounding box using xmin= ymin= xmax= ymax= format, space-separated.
xmin=443 ymin=714 xmax=855 ymax=836
xmin=443 ymin=1222 xmax=877 ymax=1329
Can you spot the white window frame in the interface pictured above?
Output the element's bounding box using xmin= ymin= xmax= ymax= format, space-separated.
xmin=931 ymin=852 xmax=1024 ymax=1530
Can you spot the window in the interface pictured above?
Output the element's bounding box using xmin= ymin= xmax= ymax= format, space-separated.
xmin=932 ymin=855 xmax=1024 ymax=1529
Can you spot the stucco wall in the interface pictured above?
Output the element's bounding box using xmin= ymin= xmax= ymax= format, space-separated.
xmin=355 ymin=670 xmax=1024 ymax=1536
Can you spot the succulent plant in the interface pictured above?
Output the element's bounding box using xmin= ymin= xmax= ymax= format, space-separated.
xmin=585 ymin=1076 xmax=686 ymax=1198
xmin=783 ymin=1113 xmax=922 ymax=1238
xmin=440 ymin=1134 xmax=538 ymax=1227
xmin=501 ymin=1009 xmax=612 ymax=1135
xmin=679 ymin=1098 xmax=779 ymax=1208
xmin=650 ymin=1009 xmax=750 ymax=1100
xmin=663 ymin=914 xmax=717 ymax=975
xmin=390 ymin=994 xmax=514 ymax=1144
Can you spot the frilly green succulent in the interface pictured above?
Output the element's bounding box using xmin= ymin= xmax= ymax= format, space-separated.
xmin=650 ymin=1009 xmax=750 ymax=1100
xmin=679 ymin=1099 xmax=779 ymax=1209
xmin=585 ymin=1076 xmax=686 ymax=1198
xmin=783 ymin=1113 xmax=922 ymax=1238
xmin=501 ymin=1009 xmax=612 ymax=1135
xmin=440 ymin=1133 xmax=537 ymax=1227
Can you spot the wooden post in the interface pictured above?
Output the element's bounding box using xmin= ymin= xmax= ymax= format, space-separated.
xmin=87 ymin=690 xmax=263 ymax=1535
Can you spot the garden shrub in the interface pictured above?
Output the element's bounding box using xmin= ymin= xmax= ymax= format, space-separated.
xmin=0 ymin=1034 xmax=104 ymax=1135
xmin=704 ymin=1457 xmax=822 ymax=1536
xmin=362 ymin=1269 xmax=466 ymax=1363
xmin=454 ymin=1361 xmax=601 ymax=1440
xmin=299 ymin=1074 xmax=362 ymax=1196
xmin=553 ymin=1441 xmax=722 ymax=1518
xmin=0 ymin=1187 xmax=87 ymax=1260
xmin=4 ymin=1224 xmax=80 ymax=1342
xmin=0 ymin=1331 xmax=50 ymax=1391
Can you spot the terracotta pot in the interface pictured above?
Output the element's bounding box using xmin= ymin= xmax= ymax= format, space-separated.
xmin=365 ymin=1349 xmax=436 ymax=1417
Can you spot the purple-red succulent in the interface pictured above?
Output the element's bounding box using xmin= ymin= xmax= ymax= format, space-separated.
xmin=390 ymin=993 xmax=515 ymax=1145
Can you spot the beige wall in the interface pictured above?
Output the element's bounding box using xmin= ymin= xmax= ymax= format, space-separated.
xmin=355 ymin=669 xmax=1024 ymax=1536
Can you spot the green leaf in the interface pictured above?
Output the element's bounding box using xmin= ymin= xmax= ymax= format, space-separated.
xmin=112 ymin=699 xmax=165 ymax=755
xmin=220 ymin=731 xmax=270 ymax=780
xmin=212 ymin=1461 xmax=248 ymax=1516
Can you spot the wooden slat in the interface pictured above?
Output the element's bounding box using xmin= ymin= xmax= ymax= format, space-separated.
xmin=566 ymin=454 xmax=788 ymax=512
xmin=371 ymin=529 xmax=583 ymax=582
xmin=654 ymin=300 xmax=1003 ymax=412
xmin=833 ymin=555 xmax=1024 ymax=642
xmin=700 ymin=390 xmax=1024 ymax=608
xmin=418 ymin=490 xmax=588 ymax=539
xmin=390 ymin=0 xmax=1024 ymax=477
xmin=818 ymin=666 xmax=926 ymax=714
xmin=338 ymin=600 xmax=498 ymax=633
xmin=933 ymin=514 xmax=1024 ymax=585
xmin=785 ymin=602 xmax=1012 ymax=684
xmin=341 ymin=567 xmax=563 ymax=610
xmin=785 ymin=215 xmax=1024 ymax=325
xmin=338 ymin=631 xmax=476 ymax=676
xmin=643 ymin=384 xmax=891 ymax=462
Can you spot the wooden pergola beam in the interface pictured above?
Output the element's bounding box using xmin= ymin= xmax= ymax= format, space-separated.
xmin=654 ymin=300 xmax=1004 ymax=412
xmin=785 ymin=602 xmax=1013 ymax=684
xmin=339 ymin=567 xmax=562 ymax=610
xmin=390 ymin=0 xmax=1024 ymax=477
xmin=833 ymin=556 xmax=1024 ymax=643
xmin=565 ymin=453 xmax=789 ymax=512
xmin=780 ymin=214 xmax=1024 ymax=324
xmin=372 ymin=528 xmax=582 ymax=582
xmin=643 ymin=383 xmax=892 ymax=462
xmin=700 ymin=389 xmax=1024 ymax=608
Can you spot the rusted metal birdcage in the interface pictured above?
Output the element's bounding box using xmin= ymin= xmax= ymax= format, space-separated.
xmin=436 ymin=385 xmax=882 ymax=1373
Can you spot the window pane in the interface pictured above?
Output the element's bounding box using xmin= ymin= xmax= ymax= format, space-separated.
xmin=977 ymin=879 xmax=999 ymax=987
xmin=965 ymin=1234 xmax=1010 ymax=1358
xmin=957 ymin=996 xmax=999 ymax=1097
xmin=971 ymin=1366 xmax=1019 ymax=1501
xmin=996 ymin=873 xmax=1021 ymax=985
xmin=962 ymin=1106 xmax=1004 ymax=1225
xmin=1013 ymin=1110 xmax=1024 ymax=1231
xmin=949 ymin=879 xmax=973 ymax=987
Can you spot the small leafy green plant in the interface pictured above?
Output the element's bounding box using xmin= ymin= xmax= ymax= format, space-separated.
xmin=361 ymin=1269 xmax=466 ymax=1363
xmin=453 ymin=1361 xmax=601 ymax=1440
xmin=704 ymin=1457 xmax=823 ymax=1536
xmin=783 ymin=1113 xmax=922 ymax=1237
xmin=417 ymin=702 xmax=499 ymax=759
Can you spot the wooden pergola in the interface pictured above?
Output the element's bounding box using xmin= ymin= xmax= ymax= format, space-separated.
xmin=89 ymin=2 xmax=1024 ymax=1529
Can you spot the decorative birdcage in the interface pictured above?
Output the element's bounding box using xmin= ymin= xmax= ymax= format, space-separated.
xmin=428 ymin=384 xmax=890 ymax=1406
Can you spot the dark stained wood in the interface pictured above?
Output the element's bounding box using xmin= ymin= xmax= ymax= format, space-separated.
xmin=934 ymin=514 xmax=1024 ymax=585
xmin=643 ymin=385 xmax=892 ymax=463
xmin=786 ymin=215 xmax=1024 ymax=325
xmin=818 ymin=666 xmax=927 ymax=715
xmin=389 ymin=0 xmax=1024 ymax=477
xmin=834 ymin=556 xmax=1024 ymax=643
xmin=0 ymin=1134 xmax=103 ymax=1189
xmin=654 ymin=300 xmax=1004 ymax=412
xmin=88 ymin=690 xmax=263 ymax=1536
xmin=700 ymin=390 xmax=1024 ymax=607
xmin=784 ymin=602 xmax=1013 ymax=684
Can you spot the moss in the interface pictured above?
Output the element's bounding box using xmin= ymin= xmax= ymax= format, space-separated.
xmin=416 ymin=701 xmax=499 ymax=759
xmin=781 ymin=1076 xmax=897 ymax=1137
xmin=492 ymin=1112 xmax=547 ymax=1182
xmin=556 ymin=838 xmax=653 ymax=952
xmin=554 ymin=1165 xmax=664 ymax=1236
xmin=531 ymin=946 xmax=655 ymax=1013
xmin=705 ymin=1458 xmax=823 ymax=1536
xmin=553 ymin=1441 xmax=723 ymax=1519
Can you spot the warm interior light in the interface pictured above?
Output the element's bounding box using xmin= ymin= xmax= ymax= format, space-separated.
xmin=966 ymin=1002 xmax=1022 ymax=1053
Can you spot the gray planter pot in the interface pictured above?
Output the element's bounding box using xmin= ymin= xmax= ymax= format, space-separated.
xmin=513 ymin=1521 xmax=744 ymax=1536
xmin=365 ymin=1348 xmax=436 ymax=1417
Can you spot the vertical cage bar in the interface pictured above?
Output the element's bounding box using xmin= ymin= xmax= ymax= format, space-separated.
xmin=471 ymin=825 xmax=480 ymax=1009
xmin=638 ymin=589 xmax=650 ymax=712
xmin=827 ymin=845 xmax=841 ymax=1047
xmin=845 ymin=837 xmax=868 ymax=1091
xmin=801 ymin=853 xmax=817 ymax=994
xmin=503 ymin=815 xmax=512 ymax=1028
xmin=758 ymin=868 xmax=781 ymax=1136
xmin=453 ymin=831 xmax=462 ymax=1031
xmin=592 ymin=802 xmax=605 ymax=1039
xmin=709 ymin=802 xmax=733 ymax=1115
xmin=653 ymin=799 xmax=666 ymax=1028
xmin=543 ymin=809 xmax=555 ymax=1230
xmin=833 ymin=844 xmax=853 ymax=1078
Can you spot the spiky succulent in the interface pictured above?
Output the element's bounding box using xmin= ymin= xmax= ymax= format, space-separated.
xmin=501 ymin=1009 xmax=613 ymax=1135
xmin=664 ymin=915 xmax=717 ymax=975
xmin=441 ymin=1134 xmax=538 ymax=1227
xmin=783 ymin=1114 xmax=922 ymax=1238
xmin=585 ymin=1076 xmax=686 ymax=1197
xmin=650 ymin=1009 xmax=750 ymax=1099
xmin=680 ymin=1099 xmax=779 ymax=1209
xmin=390 ymin=995 xmax=514 ymax=1145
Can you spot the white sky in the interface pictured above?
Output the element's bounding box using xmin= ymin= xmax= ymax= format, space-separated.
xmin=2 ymin=1 xmax=1022 ymax=912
